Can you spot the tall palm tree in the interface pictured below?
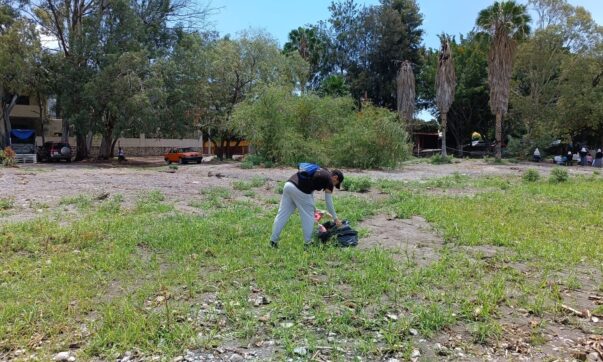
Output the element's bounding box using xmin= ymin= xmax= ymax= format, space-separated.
xmin=283 ymin=26 xmax=323 ymax=65
xmin=435 ymin=36 xmax=456 ymax=157
xmin=476 ymin=1 xmax=530 ymax=160
xmin=396 ymin=60 xmax=416 ymax=122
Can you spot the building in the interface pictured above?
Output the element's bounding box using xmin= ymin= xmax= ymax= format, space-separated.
xmin=3 ymin=92 xmax=252 ymax=157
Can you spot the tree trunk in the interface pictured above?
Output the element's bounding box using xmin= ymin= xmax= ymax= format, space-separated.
xmin=86 ymin=131 xmax=93 ymax=155
xmin=37 ymin=92 xmax=46 ymax=144
xmin=98 ymin=113 xmax=115 ymax=160
xmin=98 ymin=133 xmax=112 ymax=160
xmin=495 ymin=112 xmax=502 ymax=160
xmin=75 ymin=132 xmax=89 ymax=161
xmin=440 ymin=113 xmax=448 ymax=157
xmin=61 ymin=119 xmax=70 ymax=143
xmin=110 ymin=137 xmax=119 ymax=158
xmin=225 ymin=135 xmax=232 ymax=159
xmin=1 ymin=95 xmax=18 ymax=147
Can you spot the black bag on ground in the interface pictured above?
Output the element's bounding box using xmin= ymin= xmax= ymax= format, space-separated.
xmin=316 ymin=220 xmax=358 ymax=247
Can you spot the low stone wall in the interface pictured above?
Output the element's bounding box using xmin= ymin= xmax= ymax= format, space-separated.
xmin=89 ymin=146 xmax=170 ymax=157
xmin=34 ymin=135 xmax=250 ymax=157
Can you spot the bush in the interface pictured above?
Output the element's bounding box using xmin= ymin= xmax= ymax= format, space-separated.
xmin=341 ymin=176 xmax=372 ymax=193
xmin=430 ymin=154 xmax=453 ymax=164
xmin=245 ymin=154 xmax=265 ymax=166
xmin=0 ymin=197 xmax=14 ymax=210
xmin=0 ymin=147 xmax=16 ymax=167
xmin=231 ymin=86 xmax=411 ymax=169
xmin=240 ymin=161 xmax=254 ymax=169
xmin=522 ymin=169 xmax=540 ymax=182
xmin=549 ymin=167 xmax=569 ymax=183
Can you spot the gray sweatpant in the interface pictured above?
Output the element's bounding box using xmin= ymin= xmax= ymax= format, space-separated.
xmin=270 ymin=182 xmax=315 ymax=244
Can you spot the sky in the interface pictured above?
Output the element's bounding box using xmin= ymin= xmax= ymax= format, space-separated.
xmin=208 ymin=0 xmax=603 ymax=49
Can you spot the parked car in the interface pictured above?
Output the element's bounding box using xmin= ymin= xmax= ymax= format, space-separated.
xmin=38 ymin=142 xmax=72 ymax=162
xmin=457 ymin=140 xmax=505 ymax=157
xmin=164 ymin=147 xmax=202 ymax=164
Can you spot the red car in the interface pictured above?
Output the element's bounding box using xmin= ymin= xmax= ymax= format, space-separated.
xmin=164 ymin=147 xmax=202 ymax=164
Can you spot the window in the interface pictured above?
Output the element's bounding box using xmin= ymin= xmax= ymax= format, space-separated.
xmin=16 ymin=96 xmax=30 ymax=105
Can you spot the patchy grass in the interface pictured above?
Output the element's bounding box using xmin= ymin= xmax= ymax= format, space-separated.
xmin=59 ymin=194 xmax=92 ymax=209
xmin=1 ymin=175 xmax=603 ymax=360
xmin=0 ymin=197 xmax=14 ymax=210
xmin=232 ymin=177 xmax=267 ymax=191
xmin=341 ymin=176 xmax=373 ymax=193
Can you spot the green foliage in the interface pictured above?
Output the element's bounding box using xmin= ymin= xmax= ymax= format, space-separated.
xmin=430 ymin=154 xmax=453 ymax=164
xmin=243 ymin=154 xmax=273 ymax=168
xmin=232 ymin=86 xmax=410 ymax=168
xmin=240 ymin=161 xmax=253 ymax=169
xmin=418 ymin=33 xmax=493 ymax=150
xmin=59 ymin=195 xmax=92 ymax=209
xmin=522 ymin=169 xmax=541 ymax=182
xmin=472 ymin=320 xmax=502 ymax=344
xmin=323 ymin=0 xmax=423 ymax=108
xmin=317 ymin=75 xmax=350 ymax=97
xmin=0 ymin=8 xmax=41 ymax=146
xmin=549 ymin=167 xmax=569 ymax=183
xmin=232 ymin=177 xmax=266 ymax=191
xmin=341 ymin=176 xmax=372 ymax=193
xmin=331 ymin=105 xmax=411 ymax=168
xmin=0 ymin=197 xmax=13 ymax=210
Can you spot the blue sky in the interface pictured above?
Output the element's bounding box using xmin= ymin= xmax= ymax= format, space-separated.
xmin=208 ymin=0 xmax=602 ymax=49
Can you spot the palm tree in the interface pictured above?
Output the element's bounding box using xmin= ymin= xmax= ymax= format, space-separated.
xmin=476 ymin=1 xmax=530 ymax=160
xmin=435 ymin=36 xmax=456 ymax=157
xmin=283 ymin=26 xmax=323 ymax=65
xmin=396 ymin=60 xmax=416 ymax=122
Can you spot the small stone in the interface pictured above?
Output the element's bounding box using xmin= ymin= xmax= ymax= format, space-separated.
xmin=411 ymin=349 xmax=421 ymax=358
xmin=54 ymin=352 xmax=71 ymax=361
xmin=386 ymin=313 xmax=398 ymax=321
xmin=293 ymin=347 xmax=307 ymax=356
xmin=409 ymin=328 xmax=418 ymax=336
xmin=229 ymin=354 xmax=244 ymax=362
xmin=592 ymin=316 xmax=600 ymax=323
xmin=280 ymin=322 xmax=294 ymax=328
xmin=387 ymin=359 xmax=400 ymax=362
xmin=587 ymin=352 xmax=602 ymax=362
xmin=327 ymin=336 xmax=335 ymax=343
xmin=67 ymin=357 xmax=76 ymax=362
xmin=173 ymin=356 xmax=184 ymax=362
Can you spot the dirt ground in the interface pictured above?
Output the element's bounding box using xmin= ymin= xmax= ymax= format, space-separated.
xmin=1 ymin=158 xmax=601 ymax=361
xmin=0 ymin=157 xmax=594 ymax=224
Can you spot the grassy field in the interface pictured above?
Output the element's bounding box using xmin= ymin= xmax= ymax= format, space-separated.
xmin=1 ymin=169 xmax=603 ymax=360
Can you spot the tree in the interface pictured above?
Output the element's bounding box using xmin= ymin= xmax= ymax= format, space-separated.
xmin=435 ymin=36 xmax=456 ymax=156
xmin=509 ymin=0 xmax=603 ymax=155
xmin=321 ymin=0 xmax=423 ymax=108
xmin=396 ymin=60 xmax=415 ymax=121
xmin=26 ymin=0 xmax=211 ymax=159
xmin=283 ymin=26 xmax=324 ymax=67
xmin=418 ymin=33 xmax=494 ymax=153
xmin=201 ymin=31 xmax=300 ymax=159
xmin=0 ymin=4 xmax=40 ymax=147
xmin=317 ymin=74 xmax=350 ymax=97
xmin=476 ymin=1 xmax=531 ymax=160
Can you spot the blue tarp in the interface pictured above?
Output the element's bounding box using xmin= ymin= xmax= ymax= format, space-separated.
xmin=10 ymin=129 xmax=35 ymax=141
